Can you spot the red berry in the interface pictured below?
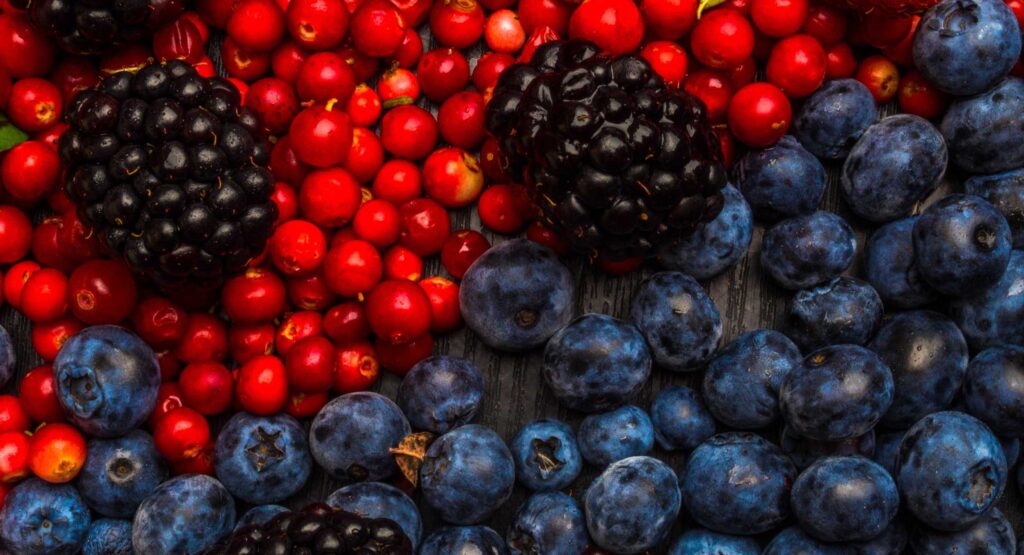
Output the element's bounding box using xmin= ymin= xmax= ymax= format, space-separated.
xmin=430 ymin=0 xmax=485 ymax=48
xmin=156 ymin=350 xmax=183 ymax=381
xmin=229 ymin=322 xmax=277 ymax=363
xmin=169 ymin=441 xmax=215 ymax=476
xmin=825 ymin=42 xmax=857 ymax=79
xmin=351 ymin=0 xmax=407 ymax=56
xmin=333 ymin=341 xmax=380 ymax=392
xmin=1 ymin=140 xmax=60 ymax=205
xmin=0 ymin=431 xmax=30 ymax=483
xmin=324 ymin=239 xmax=383 ymax=297
xmin=472 ymin=52 xmax=514 ymax=92
xmin=67 ymin=259 xmax=137 ymax=325
xmin=417 ymin=48 xmax=471 ymax=103
xmin=0 ymin=14 xmax=56 ymax=78
xmin=286 ymin=0 xmax=349 ymax=50
xmin=766 ymin=34 xmax=826 ymax=99
xmin=438 ymin=91 xmax=486 ymax=149
xmin=727 ymin=82 xmax=792 ymax=147
xmin=377 ymin=67 xmax=420 ymax=107
xmin=478 ymin=184 xmax=527 ymax=234
xmin=691 ymin=9 xmax=754 ymax=69
xmin=323 ymin=301 xmax=370 ymax=343
xmin=0 ymin=397 xmax=28 ymax=434
xmin=0 ymin=66 xmax=9 ymax=111
xmin=31 ymin=317 xmax=83 ymax=362
xmin=353 ymin=199 xmax=401 ymax=247
xmin=366 ymin=279 xmax=432 ymax=344
xmin=440 ymin=230 xmax=490 ymax=279
xmin=18 ymin=365 xmax=64 ymax=423
xmin=179 ymin=361 xmax=234 ymax=415
xmin=345 ymin=84 xmax=383 ymax=127
xmin=285 ymin=335 xmax=336 ymax=393
xmin=57 ymin=209 xmax=101 ymax=263
xmin=220 ymin=37 xmax=271 ymax=80
xmin=236 ymin=355 xmax=289 ymax=415
xmin=485 ymin=9 xmax=526 ymax=53
xmin=270 ymin=181 xmax=301 ymax=223
xmin=683 ymin=69 xmax=732 ymax=122
xmin=20 ymin=268 xmax=68 ymax=323
xmin=479 ymin=137 xmax=513 ymax=182
xmin=802 ymin=3 xmax=847 ymax=46
xmin=270 ymin=137 xmax=310 ymax=187
xmin=855 ymin=55 xmax=899 ymax=103
xmin=419 ymin=276 xmax=462 ymax=332
xmin=287 ymin=272 xmax=337 ymax=310
xmin=270 ymin=219 xmax=327 ymax=276
xmin=751 ymin=0 xmax=808 ymax=37
xmin=338 ymin=46 xmax=380 ymax=82
xmin=375 ymin=333 xmax=432 ymax=375
xmin=174 ymin=313 xmax=228 ymax=363
xmin=853 ymin=12 xmax=912 ymax=48
xmin=132 ymin=297 xmax=188 ymax=349
xmin=30 ymin=217 xmax=69 ymax=272
xmin=372 ymin=159 xmax=422 ymax=204
xmin=640 ymin=0 xmax=697 ymax=40
xmin=3 ymin=261 xmax=38 ymax=311
xmin=398 ymin=198 xmax=451 ymax=256
xmin=391 ymin=0 xmax=434 ymax=26
xmin=380 ymin=105 xmax=438 ymax=160
xmin=518 ymin=0 xmax=572 ymax=35
xmin=271 ymin=40 xmax=309 ymax=83
xmin=640 ymin=41 xmax=688 ymax=87
xmin=525 ymin=221 xmax=569 ymax=255
xmin=297 ymin=52 xmax=356 ymax=104
xmin=344 ymin=127 xmax=385 ymax=184
xmin=568 ymin=0 xmax=644 ymax=55
xmin=222 ymin=268 xmax=287 ymax=323
xmin=154 ymin=16 xmax=207 ymax=64
xmin=7 ymin=78 xmax=61 ymax=134
xmin=383 ymin=245 xmax=424 ymax=281
xmin=153 ymin=407 xmax=210 ymax=461
xmin=898 ymin=70 xmax=949 ymax=120
xmin=880 ymin=15 xmax=918 ymax=67
xmin=275 ymin=310 xmax=323 ymax=355
xmin=150 ymin=380 xmax=184 ymax=423
xmin=27 ymin=423 xmax=86 ymax=483
xmin=245 ymin=77 xmax=300 ymax=135
xmin=0 ymin=206 xmax=31 ymax=264
xmin=285 ymin=391 xmax=329 ymax=418
xmin=228 ymin=0 xmax=285 ymax=52
xmin=391 ymin=28 xmax=424 ymax=68
xmin=422 ymin=147 xmax=484 ymax=208
xmin=289 ymin=103 xmax=353 ymax=167
xmin=299 ymin=168 xmax=362 ymax=227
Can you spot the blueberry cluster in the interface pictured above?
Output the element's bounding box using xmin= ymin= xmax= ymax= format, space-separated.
xmin=15 ymin=0 xmax=182 ymax=55
xmin=486 ymin=39 xmax=726 ymax=261
xmin=59 ymin=61 xmax=278 ymax=291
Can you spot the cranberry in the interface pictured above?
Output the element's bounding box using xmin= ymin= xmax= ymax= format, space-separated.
xmin=170 ymin=441 xmax=215 ymax=476
xmin=181 ymin=11 xmax=212 ymax=40
xmin=380 ymin=105 xmax=438 ymax=160
xmin=383 ymin=245 xmax=423 ymax=281
xmin=236 ymin=354 xmax=290 ymax=415
xmin=227 ymin=0 xmax=286 ymax=51
xmin=352 ymin=199 xmax=401 ymax=247
xmin=49 ymin=57 xmax=99 ymax=106
xmin=179 ymin=361 xmax=234 ymax=415
xmin=271 ymin=40 xmax=309 ymax=82
xmin=0 ymin=206 xmax=31 ymax=264
xmin=440 ymin=230 xmax=490 ymax=279
xmin=0 ymin=397 xmax=28 ymax=434
xmin=157 ymin=350 xmax=182 ymax=381
xmin=153 ymin=407 xmax=210 ymax=461
xmin=802 ymin=3 xmax=847 ymax=46
xmin=472 ymin=52 xmax=514 ymax=92
xmin=0 ymin=14 xmax=56 ymax=78
xmin=34 ymin=124 xmax=69 ymax=153
xmin=284 ymin=335 xmax=336 ymax=393
xmin=285 ymin=391 xmax=328 ymax=418
xmin=683 ymin=69 xmax=732 ymax=122
xmin=398 ymin=198 xmax=450 ymax=256
xmin=149 ymin=382 xmax=184 ymax=426
xmin=437 ymin=92 xmax=486 ymax=149
xmin=297 ymin=51 xmax=356 ymax=104
xmin=245 ymin=77 xmax=299 ymax=135
xmin=287 ymin=272 xmax=335 ymax=311
xmin=338 ymin=46 xmax=380 ymax=83
xmin=365 ymin=279 xmax=432 ymax=344
xmin=484 ymin=9 xmax=526 ymax=53
xmin=422 ymin=147 xmax=484 ymax=208
xmin=855 ymin=54 xmax=899 ymax=103
xmin=324 ymin=239 xmax=383 ymax=297
xmin=372 ymin=159 xmax=422 ymax=204
xmin=345 ymin=127 xmax=385 ymax=183
xmin=880 ymin=16 xmax=918 ymax=66
xmin=269 ymin=219 xmax=327 ymax=276
xmin=751 ymin=0 xmax=807 ymax=36
xmin=20 ymin=268 xmax=68 ymax=323
xmin=640 ymin=41 xmax=688 ymax=87
xmin=30 ymin=218 xmax=69 ymax=272
xmin=0 ymin=431 xmax=30 ymax=483
xmin=154 ymin=16 xmax=207 ymax=63
xmin=376 ymin=333 xmax=432 ymax=375
xmin=132 ymin=297 xmax=189 ymax=349
xmin=6 ymin=78 xmax=61 ymax=133
xmin=853 ymin=12 xmax=912 ymax=48
xmin=300 ymin=168 xmax=362 ymax=228
xmin=518 ymin=0 xmax=571 ymax=35
xmin=430 ymin=0 xmax=485 ymax=48
xmin=323 ymin=301 xmax=370 ymax=343
xmin=568 ymin=0 xmax=644 ymax=55
xmin=727 ymin=82 xmax=792 ymax=147
xmin=174 ymin=313 xmax=228 ymax=363
xmin=898 ymin=70 xmax=948 ymax=120
xmin=377 ymin=67 xmax=420 ymax=107
xmin=390 ymin=28 xmax=423 ymax=68
xmin=221 ymin=37 xmax=271 ymax=80
xmin=333 ymin=341 xmax=379 ymax=392
xmin=690 ymin=9 xmax=755 ymax=70
xmin=479 ymin=137 xmax=513 ymax=182
xmin=67 ymin=259 xmax=137 ymax=325
xmin=98 ymin=44 xmax=155 ymax=76
xmin=30 ymin=317 xmax=80 ymax=362
xmin=520 ymin=27 xmax=560 ymax=65
xmin=766 ymin=34 xmax=826 ymax=98
xmin=825 ymin=42 xmax=857 ymax=79
xmin=526 ymin=221 xmax=569 ymax=255
xmin=228 ymin=322 xmax=274 ymax=365
xmin=27 ymin=423 xmax=86 ymax=483
xmin=640 ymin=0 xmax=697 ymax=40
xmin=18 ymin=365 xmax=63 ymax=423
xmin=57 ymin=209 xmax=101 ymax=263
xmin=478 ymin=184 xmax=527 ymax=234
xmin=419 ymin=276 xmax=461 ymax=332
xmin=271 ymin=181 xmax=301 ymax=222
xmin=351 ymin=0 xmax=407 ymax=56
xmin=270 ymin=137 xmax=310 ymax=187
xmin=222 ymin=268 xmax=287 ymax=323
xmin=346 ymin=83 xmax=383 ymax=127
xmin=289 ymin=103 xmax=353 ymax=168
xmin=417 ymin=48 xmax=471 ymax=103
xmin=286 ymin=0 xmax=349 ymax=50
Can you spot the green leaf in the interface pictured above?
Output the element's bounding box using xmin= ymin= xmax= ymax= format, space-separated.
xmin=697 ymin=0 xmax=727 ymax=18
xmin=0 ymin=114 xmax=27 ymax=152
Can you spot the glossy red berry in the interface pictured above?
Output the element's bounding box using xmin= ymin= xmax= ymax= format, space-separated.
xmin=333 ymin=341 xmax=380 ymax=392
xmin=270 ymin=181 xmax=301 ymax=223
xmin=802 ymin=3 xmax=847 ymax=46
xmin=377 ymin=67 xmax=420 ymax=107
xmin=0 ymin=431 xmax=30 ymax=483
xmin=236 ymin=355 xmax=289 ymax=415
xmin=438 ymin=91 xmax=486 ymax=149
xmin=525 ymin=221 xmax=569 ymax=255
xmin=430 ymin=0 xmax=485 ymax=48
xmin=485 ymin=9 xmax=526 ymax=53
xmin=269 ymin=219 xmax=327 ymax=276
xmin=170 ymin=441 xmax=215 ymax=476
xmin=179 ymin=361 xmax=234 ymax=415
xmin=853 ymin=12 xmax=912 ymax=48
xmin=398 ymin=198 xmax=451 ymax=256
xmin=690 ymin=9 xmax=755 ymax=69
xmin=518 ymin=0 xmax=572 ymax=35
xmin=132 ymin=297 xmax=189 ymax=349
xmin=285 ymin=335 xmax=336 ymax=393
xmin=323 ymin=301 xmax=370 ymax=344
xmin=245 ymin=77 xmax=300 ymax=135
xmin=153 ymin=16 xmax=207 ymax=64
xmin=376 ymin=333 xmax=433 ymax=375
xmin=228 ymin=0 xmax=286 ymax=52
xmin=825 ymin=42 xmax=857 ymax=79
xmin=391 ymin=28 xmax=424 ymax=68
xmin=380 ymin=105 xmax=438 ymax=160
xmin=287 ymin=272 xmax=337 ymax=310
xmin=27 ymin=423 xmax=86 ymax=483
xmin=383 ymin=245 xmax=424 ymax=281
xmin=156 ymin=350 xmax=183 ymax=381
xmin=275 ymin=310 xmax=323 ymax=355
xmin=345 ymin=83 xmax=383 ymax=127
xmin=417 ymin=48 xmax=471 ymax=103
xmin=472 ymin=52 xmax=514 ymax=92
xmin=372 ymin=159 xmax=422 ymax=204
xmin=67 ymin=259 xmax=137 ymax=325
xmin=30 ymin=217 xmax=68 ymax=272
xmin=271 ymin=40 xmax=309 ymax=82
xmin=150 ymin=382 xmax=184 ymax=427
xmin=286 ymin=0 xmax=349 ymax=50
xmin=285 ymin=391 xmax=329 ymax=418
xmin=766 ymin=34 xmax=827 ymax=99
xmin=222 ymin=268 xmax=287 ymax=323
xmin=353 ymin=199 xmax=401 ymax=247
xmin=898 ymin=70 xmax=949 ymax=120
xmin=351 ymin=0 xmax=407 ymax=56
xmin=31 ymin=317 xmax=83 ymax=362
xmin=299 ymin=167 xmax=362 ymax=227
xmin=751 ymin=0 xmax=808 ymax=36
xmin=289 ymin=103 xmax=353 ymax=168
xmin=0 ymin=14 xmax=57 ymax=78
xmin=441 ymin=230 xmax=490 ymax=279
xmin=297 ymin=52 xmax=356 ymax=104
xmin=344 ymin=127 xmax=385 ymax=184
xmin=366 ymin=279 xmax=432 ymax=344
xmin=640 ymin=41 xmax=688 ymax=87
xmin=0 ymin=206 xmax=32 ymax=264
xmin=221 ymin=37 xmax=271 ymax=80
xmin=324 ymin=239 xmax=383 ymax=297
xmin=478 ymin=184 xmax=527 ymax=234
xmin=18 ymin=366 xmax=64 ymax=423
xmin=727 ymin=82 xmax=792 ymax=147
xmin=21 ymin=268 xmax=68 ymax=323
xmin=0 ymin=397 xmax=29 ymax=434
xmin=683 ymin=69 xmax=732 ymax=122
xmin=419 ymin=276 xmax=462 ymax=332
xmin=174 ymin=313 xmax=228 ymax=363
xmin=1 ymin=140 xmax=60 ymax=205
xmin=855 ymin=55 xmax=899 ymax=103
xmin=229 ymin=322 xmax=276 ymax=363
xmin=422 ymin=147 xmax=484 ymax=208
xmin=640 ymin=0 xmax=697 ymax=40
xmin=153 ymin=407 xmax=210 ymax=461
xmin=568 ymin=0 xmax=644 ymax=55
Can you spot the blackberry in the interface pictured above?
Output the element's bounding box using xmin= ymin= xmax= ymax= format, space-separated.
xmin=59 ymin=61 xmax=277 ymax=291
xmin=486 ymin=40 xmax=727 ymax=261
xmin=11 ymin=0 xmax=183 ymax=55
xmin=205 ymin=502 xmax=414 ymax=555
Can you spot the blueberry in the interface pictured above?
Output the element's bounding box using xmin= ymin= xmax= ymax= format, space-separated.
xmin=912 ymin=194 xmax=1012 ymax=297
xmin=963 ymin=345 xmax=1024 ymax=436
xmin=132 ymin=475 xmax=235 ymax=554
xmin=702 ymin=330 xmax=801 ymax=429
xmin=950 ymin=249 xmax=1024 ymax=349
xmin=841 ymin=115 xmax=948 ymax=223
xmin=941 ymin=77 xmax=1024 ymax=174
xmin=760 ymin=211 xmax=856 ymax=290
xmin=656 ymin=184 xmax=753 ymax=278
xmin=397 ymin=355 xmax=484 ymax=434
xmin=0 ymin=324 xmax=14 ymax=389
xmin=896 ymin=411 xmax=1007 ymax=530
xmin=75 ymin=429 xmax=167 ymax=518
xmin=965 ymin=168 xmax=1024 ymax=248
xmin=792 ymin=78 xmax=878 ymax=160
xmin=791 ymin=456 xmax=899 ymax=542
xmin=584 ymin=456 xmax=681 ymax=553
xmin=0 ymin=479 xmax=90 ymax=555
xmin=913 ymin=0 xmax=1021 ymax=95
xmin=542 ymin=313 xmax=651 ymax=411
xmin=507 ymin=492 xmax=589 ymax=555
xmin=53 ymin=325 xmax=161 ymax=437
xmin=630 ymin=272 xmax=721 ymax=371
xmin=910 ymin=508 xmax=1016 ymax=554
xmin=780 ymin=345 xmax=894 ymax=441
xmin=668 ymin=529 xmax=760 ymax=555
xmin=764 ymin=522 xmax=908 ymax=555
xmin=733 ymin=136 xmax=825 ymax=223
xmin=780 ymin=425 xmax=876 ymax=470
xmin=234 ymin=504 xmax=288 ymax=530
xmin=1001 ymin=436 xmax=1020 ymax=467
xmin=786 ymin=277 xmax=883 ymax=351
xmin=420 ymin=424 xmax=515 ymax=524
xmin=214 ymin=412 xmax=312 ymax=504
xmin=864 ymin=216 xmax=939 ymax=309
xmin=420 ymin=526 xmax=508 ymax=555
xmin=868 ymin=310 xmax=968 ymax=429
xmin=577 ymin=405 xmax=654 ymax=466
xmin=459 ymin=238 xmax=575 ymax=351
xmin=649 ymin=385 xmax=716 ymax=451
xmin=682 ymin=433 xmax=796 ymax=535
xmin=510 ymin=419 xmax=582 ymax=492
xmin=325 ymin=482 xmax=423 ymax=547
xmin=872 ymin=430 xmax=905 ymax=475
xmin=309 ymin=392 xmax=410 ymax=483
xmin=82 ymin=519 xmax=131 ymax=555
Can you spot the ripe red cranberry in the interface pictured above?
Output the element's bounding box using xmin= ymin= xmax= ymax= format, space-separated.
xmin=297 ymin=52 xmax=356 ymax=104
xmin=353 ymin=199 xmax=401 ymax=247
xmin=825 ymin=42 xmax=857 ymax=78
xmin=286 ymin=0 xmax=349 ymax=49
xmin=472 ymin=52 xmax=514 ymax=92
xmin=802 ymin=3 xmax=847 ymax=46
xmin=372 ymin=159 xmax=422 ymax=204
xmin=0 ymin=397 xmax=29 ymax=434
xmin=275 ymin=310 xmax=323 ymax=354
xmin=269 ymin=219 xmax=327 ymax=276
xmin=0 ymin=431 xmax=30 ymax=482
xmin=0 ymin=14 xmax=56 ymax=78
xmin=727 ymin=82 xmax=792 ymax=147
xmin=485 ymin=9 xmax=526 ymax=53
xmin=6 ymin=261 xmax=43 ymax=309
xmin=416 ymin=48 xmax=471 ymax=103
xmin=98 ymin=44 xmax=155 ymax=75
xmin=345 ymin=127 xmax=385 ymax=184
xmin=222 ymin=268 xmax=287 ymax=323
xmin=375 ymin=333 xmax=432 ymax=375
xmin=479 ymin=137 xmax=512 ymax=182
xmin=20 ymin=268 xmax=68 ymax=323
xmin=641 ymin=41 xmax=689 ymax=87
xmin=149 ymin=382 xmax=184 ymax=426
xmin=174 ymin=313 xmax=228 ymax=363
xmin=390 ymin=28 xmax=423 ymax=68
xmin=419 ymin=276 xmax=462 ymax=332
xmin=398 ymin=198 xmax=451 ymax=256
xmin=270 ymin=137 xmax=310 ymax=187
xmin=751 ymin=0 xmax=808 ymax=36
xmin=337 ymin=46 xmax=380 ymax=83
xmin=285 ymin=391 xmax=329 ymax=418
xmin=287 ymin=272 xmax=336 ymax=310
xmin=346 ymin=83 xmax=383 ymax=127
xmin=333 ymin=341 xmax=380 ymax=392
xmin=271 ymin=181 xmax=301 ymax=222
xmin=27 ymin=422 xmax=87 ymax=483
xmin=31 ymin=317 xmax=83 ymax=363
xmin=766 ymin=34 xmax=827 ymax=98
xmin=898 ymin=70 xmax=948 ymax=120
xmin=366 ymin=279 xmax=432 ymax=344
xmin=132 ymin=297 xmax=189 ymax=349
xmin=156 ymin=350 xmax=183 ymax=381
xmin=518 ymin=0 xmax=571 ymax=35
xmin=179 ymin=361 xmax=234 ymax=415
xmin=383 ymin=245 xmax=423 ymax=281
xmin=236 ymin=355 xmax=290 ymax=415
xmin=7 ymin=78 xmax=62 ymax=133
xmin=284 ymin=335 xmax=336 ymax=393
xmin=49 ymin=57 xmax=99 ymax=106
xmin=35 ymin=123 xmax=70 ymax=153
xmin=289 ymin=103 xmax=353 ymax=167
xmin=351 ymin=0 xmax=407 ymax=56
xmin=324 ymin=239 xmax=383 ymax=297
xmin=640 ymin=0 xmax=697 ymax=40
xmin=154 ymin=16 xmax=207 ymax=63
xmin=245 ymin=77 xmax=299 ymax=135
xmin=380 ymin=105 xmax=438 ymax=160
xmin=18 ymin=365 xmax=64 ymax=423
xmin=57 ymin=209 xmax=101 ymax=263
xmin=153 ymin=407 xmax=210 ymax=461
xmin=526 ymin=221 xmax=569 ymax=255
xmin=299 ymin=168 xmax=362 ymax=227
xmin=422 ymin=147 xmax=484 ymax=208
xmin=323 ymin=301 xmax=370 ymax=343
xmin=690 ymin=9 xmax=754 ymax=69
xmin=440 ymin=230 xmax=490 ymax=279
xmin=0 ymin=207 xmax=32 ymax=264
xmin=569 ymin=0 xmax=644 ymax=55
xmin=30 ymin=217 xmax=69 ymax=272
xmin=438 ymin=91 xmax=486 ymax=149
xmin=478 ymin=184 xmax=527 ymax=234
xmin=430 ymin=0 xmax=485 ymax=49
xmin=683 ymin=69 xmax=732 ymax=122
xmin=390 ymin=0 xmax=434 ymax=26
xmin=271 ymin=40 xmax=309 ymax=82
xmin=169 ymin=441 xmax=215 ymax=476
xmin=228 ymin=0 xmax=286 ymax=51
xmin=880 ymin=16 xmax=918 ymax=66
xmin=855 ymin=54 xmax=899 ymax=103
xmin=377 ymin=67 xmax=420 ymax=106
xmin=221 ymin=37 xmax=271 ymax=80
xmin=67 ymin=259 xmax=138 ymax=325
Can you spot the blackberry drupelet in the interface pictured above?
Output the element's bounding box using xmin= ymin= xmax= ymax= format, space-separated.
xmin=59 ymin=61 xmax=278 ymax=291
xmin=206 ymin=502 xmax=415 ymax=555
xmin=486 ymin=40 xmax=727 ymax=261
xmin=13 ymin=0 xmax=183 ymax=55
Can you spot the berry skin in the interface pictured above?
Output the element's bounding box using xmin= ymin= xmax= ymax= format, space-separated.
xmin=380 ymin=105 xmax=438 ymax=160
xmin=423 ymin=148 xmax=484 ymax=208
xmin=791 ymin=457 xmax=898 ymax=543
xmin=289 ymin=104 xmax=353 ymax=168
xmin=132 ymin=297 xmax=189 ymax=349
xmin=235 ymin=355 xmax=289 ymax=415
xmin=228 ymin=322 xmax=276 ymax=364
xmin=477 ymin=184 xmax=526 ymax=234
xmin=383 ymin=245 xmax=424 ymax=281
xmin=631 ymin=272 xmax=721 ymax=372
xmin=346 ymin=84 xmax=383 ymax=127
xmin=941 ymin=77 xmax=1024 ymax=175
xmin=641 ymin=41 xmax=689 ymax=87
xmin=366 ymin=279 xmax=432 ymax=344
xmin=683 ymin=69 xmax=733 ymax=122
xmin=420 ymin=425 xmax=515 ymax=524
xmin=324 ymin=239 xmax=383 ymax=297
xmin=751 ymin=0 xmax=809 ymax=37
xmin=766 ymin=34 xmax=826 ymax=98
xmin=7 ymin=77 xmax=62 ymax=133
xmin=18 ymin=365 xmax=65 ymax=424
xmin=801 ymin=3 xmax=848 ymax=46
xmin=213 ymin=412 xmax=312 ymax=504
xmin=578 ymin=405 xmax=655 ymax=466
xmin=153 ymin=407 xmax=210 ymax=461
xmin=585 ymin=457 xmax=681 ymax=552
xmin=31 ymin=318 xmax=83 ymax=363
xmin=485 ymin=9 xmax=526 ymax=53
xmin=438 ymin=91 xmax=486 ymax=149
xmin=286 ymin=0 xmax=349 ymax=50
xmin=299 ymin=168 xmax=362 ymax=228
xmin=333 ymin=340 xmax=380 ymax=392
xmin=377 ymin=67 xmax=420 ymax=106
xmin=761 ymin=211 xmax=855 ymax=290
xmin=344 ymin=127 xmax=385 ymax=184
xmin=222 ymin=268 xmax=287 ymax=323
xmin=68 ymin=259 xmax=138 ymax=325
xmin=419 ymin=276 xmax=462 ymax=332
xmin=179 ymin=361 xmax=234 ymax=415
xmin=518 ymin=0 xmax=573 ymax=34
xmin=430 ymin=0 xmax=486 ymax=49
xmin=284 ymin=335 xmax=336 ymax=393
xmin=691 ymin=9 xmax=755 ymax=69
xmin=323 ymin=301 xmax=370 ymax=344
xmin=0 ymin=206 xmax=32 ymax=263
xmin=245 ymin=77 xmax=300 ymax=135
xmin=309 ymin=391 xmax=411 ymax=482
xmin=855 ymin=55 xmax=899 ymax=103
xmin=735 ymin=135 xmax=825 ymax=223
xmin=21 ymin=268 xmax=68 ymax=323
xmin=373 ymin=160 xmax=423 ymax=204
xmin=898 ymin=70 xmax=949 ymax=119
xmin=472 ymin=52 xmax=515 ymax=92
xmin=398 ymin=198 xmax=451 ymax=256
xmin=641 ymin=0 xmax=698 ymax=40
xmin=27 ymin=423 xmax=86 ymax=483
xmin=269 ymin=219 xmax=327 ymax=276
xmin=391 ymin=28 xmax=424 ymax=68
xmin=228 ymin=0 xmax=286 ymax=52
xmin=441 ymin=230 xmax=490 ymax=279
xmin=0 ymin=396 xmax=29 ymax=434
xmin=727 ymin=82 xmax=792 ymax=147
xmin=174 ymin=313 xmax=229 ymax=364
xmin=792 ymin=78 xmax=877 ymax=161
xmin=0 ymin=431 xmax=30 ymax=482
xmin=131 ymin=474 xmax=235 ymax=554
xmin=353 ymin=199 xmax=401 ymax=247
xmin=274 ymin=310 xmax=323 ymax=355
xmin=1 ymin=140 xmax=61 ymax=205
xmin=568 ymin=0 xmax=645 ymax=55
xmin=786 ymin=276 xmax=883 ymax=352
xmin=351 ymin=0 xmax=407 ymax=56
xmin=0 ymin=13 xmax=57 ymax=78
